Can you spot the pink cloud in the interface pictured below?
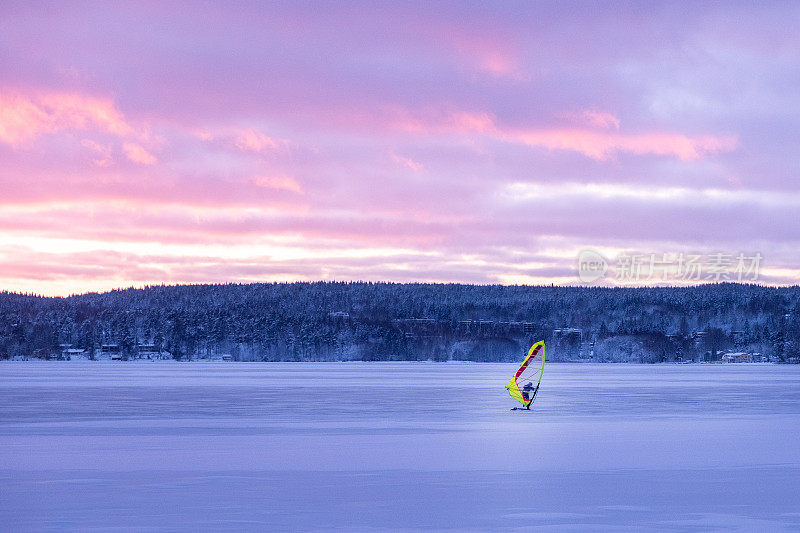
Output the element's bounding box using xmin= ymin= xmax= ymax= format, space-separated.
xmin=449 ymin=37 xmax=523 ymax=79
xmin=0 ymin=90 xmax=132 ymax=146
xmin=234 ymin=128 xmax=282 ymax=152
xmin=392 ymin=110 xmax=495 ymax=135
xmin=510 ymin=128 xmax=738 ymax=161
xmin=579 ymin=110 xmax=621 ymax=130
xmin=0 ymin=200 xmax=458 ymax=248
xmin=253 ymin=175 xmax=303 ymax=193
xmin=404 ymin=13 xmax=524 ymax=80
xmin=80 ymin=139 xmax=113 ymax=167
xmin=0 ymin=154 xmax=311 ymax=208
xmin=193 ymin=129 xmax=215 ymax=141
xmin=123 ymin=142 xmax=157 ymax=165
xmin=391 ymin=153 xmax=424 ymax=172
xmin=0 ymin=94 xmax=50 ymax=145
xmin=476 ymin=52 xmax=520 ymax=78
xmin=1 ymin=3 xmax=797 ymax=295
xmin=0 ymin=245 xmax=506 ymax=291
xmin=390 ymin=109 xmax=736 ymax=161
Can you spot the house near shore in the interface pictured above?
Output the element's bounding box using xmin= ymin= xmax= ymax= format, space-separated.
xmin=720 ymin=352 xmax=752 ymax=363
xmin=98 ymin=344 xmax=122 ymax=360
xmin=137 ymin=343 xmax=169 ymax=359
xmin=61 ymin=348 xmax=86 ymax=360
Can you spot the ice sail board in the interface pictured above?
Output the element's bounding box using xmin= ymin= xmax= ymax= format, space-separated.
xmin=506 ymin=341 xmax=545 ymax=410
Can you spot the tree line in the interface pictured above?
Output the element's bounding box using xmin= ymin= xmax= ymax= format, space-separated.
xmin=1 ymin=282 xmax=799 ymax=362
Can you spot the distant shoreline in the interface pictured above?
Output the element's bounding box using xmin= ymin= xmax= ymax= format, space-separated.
xmin=2 ymin=283 xmax=797 ymax=363
xmin=0 ymin=358 xmax=781 ymax=365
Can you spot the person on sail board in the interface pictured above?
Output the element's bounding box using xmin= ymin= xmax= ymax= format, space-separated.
xmin=521 ymin=381 xmax=536 ymax=401
xmin=507 ymin=341 xmax=545 ymax=411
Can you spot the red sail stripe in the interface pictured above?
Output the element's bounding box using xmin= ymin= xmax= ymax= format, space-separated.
xmin=514 ymin=344 xmax=541 ymax=379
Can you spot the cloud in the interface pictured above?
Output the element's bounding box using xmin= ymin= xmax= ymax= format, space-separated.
xmin=234 ymin=128 xmax=282 ymax=152
xmin=392 ymin=110 xmax=495 ymax=135
xmin=509 ymin=128 xmax=737 ymax=161
xmin=448 ymin=32 xmax=524 ymax=80
xmin=0 ymin=90 xmax=132 ymax=146
xmin=0 ymin=3 xmax=797 ymax=293
xmin=578 ymin=111 xmax=621 ymax=130
xmin=253 ymin=175 xmax=303 ymax=193
xmin=123 ymin=142 xmax=157 ymax=165
xmin=80 ymin=139 xmax=113 ymax=167
xmin=391 ymin=153 xmax=424 ymax=172
xmin=392 ymin=109 xmax=736 ymax=161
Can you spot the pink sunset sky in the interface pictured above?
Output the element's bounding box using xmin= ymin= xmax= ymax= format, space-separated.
xmin=1 ymin=1 xmax=799 ymax=295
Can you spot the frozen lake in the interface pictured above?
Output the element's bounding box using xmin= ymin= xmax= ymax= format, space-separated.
xmin=1 ymin=362 xmax=799 ymax=531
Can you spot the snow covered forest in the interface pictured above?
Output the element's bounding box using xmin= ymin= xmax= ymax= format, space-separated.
xmin=2 ymin=282 xmax=800 ymax=363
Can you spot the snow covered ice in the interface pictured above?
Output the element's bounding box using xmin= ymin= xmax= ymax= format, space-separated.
xmin=1 ymin=362 xmax=800 ymax=531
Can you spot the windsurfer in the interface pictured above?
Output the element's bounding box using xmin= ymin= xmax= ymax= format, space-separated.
xmin=521 ymin=381 xmax=535 ymax=401
xmin=507 ymin=341 xmax=545 ymax=411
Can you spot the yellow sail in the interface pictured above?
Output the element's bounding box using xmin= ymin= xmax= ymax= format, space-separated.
xmin=506 ymin=341 xmax=545 ymax=407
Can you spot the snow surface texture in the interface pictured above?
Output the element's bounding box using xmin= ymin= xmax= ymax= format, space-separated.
xmin=1 ymin=362 xmax=799 ymax=531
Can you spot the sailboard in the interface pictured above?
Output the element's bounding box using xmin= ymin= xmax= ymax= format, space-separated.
xmin=506 ymin=340 xmax=545 ymax=410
